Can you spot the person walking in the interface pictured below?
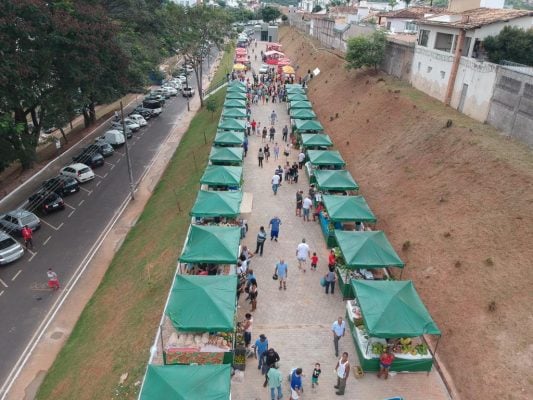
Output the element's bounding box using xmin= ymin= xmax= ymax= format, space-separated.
xmin=246 ymin=119 xmax=251 ymax=136
xmin=254 ymin=334 xmax=269 ymax=371
xmin=47 ymin=268 xmax=60 ymax=290
xmin=266 ymin=364 xmax=283 ymax=400
xmin=258 ymin=147 xmax=265 ymax=168
xmin=273 ymin=143 xmax=280 ymax=160
xmin=21 ymin=225 xmax=33 ymax=250
xmin=302 ymin=195 xmax=313 ymax=222
xmin=275 ymin=259 xmax=288 ymax=290
xmin=298 ymin=151 xmax=306 ymax=169
xmin=334 ymin=352 xmax=351 ymax=396
xmin=324 ymin=267 xmax=336 ymax=294
xmin=269 ymin=126 xmax=275 ymax=142
xmin=262 ymin=126 xmax=268 ymax=143
xmin=249 ymin=281 xmax=258 ymax=312
xmin=270 ymin=110 xmax=277 ymax=125
xmin=328 ymin=249 xmax=337 ymax=269
xmin=290 ymin=368 xmax=303 ymax=400
xmin=242 ymin=313 xmax=253 ymax=355
xmin=263 ymin=347 xmax=281 ymax=376
xmin=331 ymin=317 xmax=346 ymax=357
xmin=255 ymin=226 xmax=267 ymax=256
xmin=311 ymin=362 xmax=322 ymax=389
xmin=264 ymin=144 xmax=270 ymax=162
xmin=269 ymin=216 xmax=282 ymax=240
xmin=251 ymin=119 xmax=257 ymax=134
xmin=282 ymin=125 xmax=288 ymax=142
xmin=377 ymin=347 xmax=395 ymax=379
xmin=295 ymin=190 xmax=303 ymax=217
xmin=296 ymin=238 xmax=310 ymax=272
xmin=271 ymin=173 xmax=281 ymax=195
xmin=311 ymin=252 xmax=318 ymax=271
xmin=243 ymin=136 xmax=248 ymax=157
xmin=284 ymin=143 xmax=291 ymax=160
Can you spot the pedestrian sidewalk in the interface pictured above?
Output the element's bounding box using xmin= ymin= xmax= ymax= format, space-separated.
xmin=230 ymin=43 xmax=451 ymax=400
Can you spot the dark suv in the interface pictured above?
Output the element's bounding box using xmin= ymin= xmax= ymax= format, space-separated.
xmin=42 ymin=175 xmax=80 ymax=196
xmin=72 ymin=148 xmax=105 ymax=168
xmin=86 ymin=143 xmax=114 ymax=158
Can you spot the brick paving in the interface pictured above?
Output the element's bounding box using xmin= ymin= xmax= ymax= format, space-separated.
xmin=230 ymin=43 xmax=451 ymax=400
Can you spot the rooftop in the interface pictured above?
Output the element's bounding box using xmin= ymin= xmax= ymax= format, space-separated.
xmin=378 ymin=6 xmax=447 ymax=20
xmin=418 ymin=7 xmax=533 ymax=29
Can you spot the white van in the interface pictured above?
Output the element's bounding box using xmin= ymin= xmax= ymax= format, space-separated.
xmin=99 ymin=130 xmax=125 ymax=147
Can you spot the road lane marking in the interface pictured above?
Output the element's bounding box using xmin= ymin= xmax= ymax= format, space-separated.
xmin=109 ymin=164 xmax=115 ymax=170
xmin=96 ymin=181 xmax=101 ymax=187
xmin=105 ymin=161 xmax=114 ymax=167
xmin=79 ymin=187 xmax=92 ymax=194
xmin=28 ymin=252 xmax=37 ymax=262
xmin=116 ymin=158 xmax=122 ymax=164
xmin=0 ymin=290 xmax=4 ymax=297
xmin=40 ymin=219 xmax=63 ymax=231
xmin=63 ymin=202 xmax=75 ymax=210
xmin=68 ymin=209 xmax=75 ymax=218
xmin=94 ymin=173 xmax=105 ymax=179
xmin=114 ymin=150 xmax=124 ymax=156
xmin=11 ymin=270 xmax=22 ymax=281
xmin=78 ymin=199 xmax=85 ymax=206
xmin=42 ymin=236 xmax=51 ymax=246
xmin=0 ymin=278 xmax=8 ymax=288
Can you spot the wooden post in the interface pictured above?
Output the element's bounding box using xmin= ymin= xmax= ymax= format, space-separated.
xmin=444 ymin=29 xmax=466 ymax=106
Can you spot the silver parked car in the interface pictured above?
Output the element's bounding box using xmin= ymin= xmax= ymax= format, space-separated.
xmin=0 ymin=231 xmax=24 ymax=265
xmin=0 ymin=210 xmax=41 ymax=236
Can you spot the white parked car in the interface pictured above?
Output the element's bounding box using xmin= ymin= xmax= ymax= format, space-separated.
xmin=0 ymin=231 xmax=24 ymax=265
xmin=60 ymin=163 xmax=95 ymax=183
xmin=162 ymin=85 xmax=178 ymax=96
xmin=122 ymin=118 xmax=141 ymax=131
xmin=259 ymin=64 xmax=269 ymax=74
xmin=128 ymin=114 xmax=147 ymax=127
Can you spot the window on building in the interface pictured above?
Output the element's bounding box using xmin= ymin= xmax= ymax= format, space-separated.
xmin=472 ymin=39 xmax=487 ymax=60
xmin=434 ymin=32 xmax=454 ymax=53
xmin=427 ymin=66 xmax=432 ymax=73
xmin=405 ymin=21 xmax=417 ymax=32
xmin=452 ymin=36 xmax=472 ymax=57
xmin=419 ymin=29 xmax=430 ymax=47
xmin=440 ymin=71 xmax=446 ymax=79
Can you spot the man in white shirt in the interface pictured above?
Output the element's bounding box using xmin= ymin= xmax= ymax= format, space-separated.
xmin=302 ymin=196 xmax=313 ymax=222
xmin=331 ymin=317 xmax=346 ymax=357
xmin=334 ymin=352 xmax=351 ymax=395
xmin=271 ymin=173 xmax=281 ymax=195
xmin=298 ymin=151 xmax=305 ymax=169
xmin=296 ymin=238 xmax=310 ymax=272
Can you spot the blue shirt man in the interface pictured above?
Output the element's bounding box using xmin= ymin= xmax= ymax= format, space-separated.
xmin=275 ymin=259 xmax=288 ymax=290
xmin=269 ymin=216 xmax=282 ymax=241
xmin=290 ymin=368 xmax=303 ymax=398
xmin=254 ymin=335 xmax=269 ymax=369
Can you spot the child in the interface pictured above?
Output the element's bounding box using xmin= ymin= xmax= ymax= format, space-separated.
xmin=311 ymin=363 xmax=321 ymax=388
xmin=311 ymin=252 xmax=318 ymax=271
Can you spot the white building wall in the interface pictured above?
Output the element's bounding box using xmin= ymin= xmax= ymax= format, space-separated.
xmin=410 ymin=46 xmax=497 ymax=122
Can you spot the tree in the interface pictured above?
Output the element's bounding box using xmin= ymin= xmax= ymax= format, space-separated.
xmin=217 ymin=0 xmax=226 ymax=7
xmin=484 ymin=26 xmax=533 ymax=66
xmin=205 ymin=97 xmax=218 ymax=121
xmin=388 ymin=0 xmax=398 ymax=10
xmin=312 ymin=5 xmax=323 ymax=13
xmin=405 ymin=0 xmax=412 ymax=7
xmin=261 ymin=6 xmax=281 ymax=23
xmin=281 ymin=14 xmax=288 ymax=22
xmin=345 ymin=31 xmax=387 ymax=71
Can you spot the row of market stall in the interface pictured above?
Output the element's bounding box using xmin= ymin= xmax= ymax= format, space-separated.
xmin=138 ymin=80 xmax=252 ymax=399
xmin=285 ymin=83 xmax=442 ymax=373
xmin=233 ymin=42 xmax=296 ymax=77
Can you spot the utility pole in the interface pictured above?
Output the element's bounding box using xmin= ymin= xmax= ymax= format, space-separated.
xmin=120 ymin=101 xmax=135 ymax=200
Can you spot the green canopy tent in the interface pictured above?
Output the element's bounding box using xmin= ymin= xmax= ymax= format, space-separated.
xmin=293 ymin=119 xmax=324 ymax=133
xmin=226 ymin=85 xmax=247 ymax=93
xmin=218 ymin=118 xmax=246 ymax=132
xmin=200 ymin=165 xmax=243 ymax=188
xmin=335 ymin=230 xmax=404 ymax=269
xmin=140 ymin=364 xmax=231 ymax=399
xmin=221 ymin=108 xmax=247 ymax=119
xmin=166 ymin=275 xmax=237 ymax=332
xmin=228 ymin=80 xmax=246 ymax=87
xmin=191 ymin=190 xmax=243 ymax=218
xmin=225 ymin=92 xmax=247 ymax=101
xmin=322 ymin=195 xmax=376 ymax=223
xmin=179 ymin=225 xmax=241 ymax=264
xmin=301 ymin=134 xmax=333 ymax=149
xmin=285 ymin=83 xmax=305 ymax=93
xmin=289 ymin=100 xmax=312 ymax=110
xmin=314 ymin=170 xmax=358 ymax=192
xmin=213 ymin=130 xmax=244 ymax=146
xmin=287 ymin=92 xmax=309 ymax=102
xmin=307 ymin=150 xmax=346 ymax=167
xmin=223 ymin=99 xmax=246 ymax=108
xmin=290 ymin=108 xmax=317 ymax=120
xmin=349 ymin=280 xmax=441 ymax=372
xmin=209 ymin=146 xmax=244 ymax=165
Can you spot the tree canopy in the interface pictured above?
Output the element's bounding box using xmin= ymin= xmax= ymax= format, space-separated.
xmin=345 ymin=31 xmax=387 ymax=71
xmin=484 ymin=26 xmax=533 ymax=66
xmin=261 ymin=6 xmax=281 ymax=23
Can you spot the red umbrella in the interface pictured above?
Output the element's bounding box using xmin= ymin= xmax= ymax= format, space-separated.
xmin=235 ymin=48 xmax=247 ymax=55
xmin=278 ymin=58 xmax=291 ymax=66
xmin=266 ymin=58 xmax=278 ymax=65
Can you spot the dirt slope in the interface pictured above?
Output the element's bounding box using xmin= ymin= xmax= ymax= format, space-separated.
xmin=279 ymin=26 xmax=533 ymax=400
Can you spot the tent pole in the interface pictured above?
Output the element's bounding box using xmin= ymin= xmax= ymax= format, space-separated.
xmin=400 ymin=268 xmax=404 ymax=279
xmin=433 ymin=336 xmax=441 ymax=358
xmin=160 ymin=324 xmax=166 ymax=365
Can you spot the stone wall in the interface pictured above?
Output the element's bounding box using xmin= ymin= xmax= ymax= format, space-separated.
xmin=381 ymin=38 xmax=414 ymax=80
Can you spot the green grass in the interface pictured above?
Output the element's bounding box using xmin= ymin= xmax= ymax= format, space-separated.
xmin=208 ymin=42 xmax=236 ymax=91
xmin=36 ymin=88 xmax=228 ymax=400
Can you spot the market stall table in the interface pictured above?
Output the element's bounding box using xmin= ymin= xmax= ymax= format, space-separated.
xmin=209 ymin=146 xmax=244 ymax=166
xmin=314 ymin=169 xmax=359 ymax=194
xmin=319 ymin=195 xmax=376 ymax=248
xmin=347 ymin=280 xmax=440 ymax=373
xmin=334 ymin=230 xmax=404 ymax=298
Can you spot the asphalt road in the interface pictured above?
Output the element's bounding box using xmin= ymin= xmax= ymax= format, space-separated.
xmin=0 ymin=71 xmax=199 ymax=393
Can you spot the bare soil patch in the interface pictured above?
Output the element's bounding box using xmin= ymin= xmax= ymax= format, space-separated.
xmin=280 ymin=26 xmax=533 ymax=400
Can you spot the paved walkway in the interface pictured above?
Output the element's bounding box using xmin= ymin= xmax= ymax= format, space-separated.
xmin=230 ymin=43 xmax=450 ymax=400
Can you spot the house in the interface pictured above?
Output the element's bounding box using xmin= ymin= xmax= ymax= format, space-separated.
xmin=410 ymin=0 xmax=533 ymax=122
xmin=377 ymin=6 xmax=447 ymax=34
